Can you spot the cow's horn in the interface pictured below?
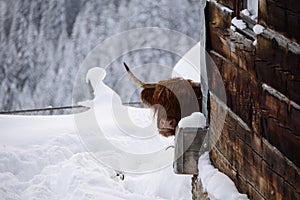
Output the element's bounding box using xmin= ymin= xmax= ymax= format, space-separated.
xmin=123 ymin=62 xmax=156 ymax=88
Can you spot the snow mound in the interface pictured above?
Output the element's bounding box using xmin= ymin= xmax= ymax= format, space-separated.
xmin=253 ymin=39 xmax=257 ymax=46
xmin=231 ymin=17 xmax=246 ymax=30
xmin=178 ymin=112 xmax=206 ymax=128
xmin=241 ymin=9 xmax=250 ymax=16
xmin=230 ymin=25 xmax=236 ymax=32
xmin=198 ymin=152 xmax=249 ymax=200
xmin=220 ymin=6 xmax=233 ymax=13
xmin=252 ymin=24 xmax=265 ymax=35
xmin=0 ymin=67 xmax=193 ymax=200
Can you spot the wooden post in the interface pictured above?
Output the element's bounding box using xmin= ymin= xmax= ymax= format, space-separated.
xmin=173 ymin=127 xmax=209 ymax=175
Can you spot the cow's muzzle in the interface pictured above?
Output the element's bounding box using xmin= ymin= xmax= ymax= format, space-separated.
xmin=158 ymin=118 xmax=177 ymax=136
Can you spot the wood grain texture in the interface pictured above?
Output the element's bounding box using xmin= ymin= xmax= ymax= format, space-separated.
xmin=210 ymin=95 xmax=300 ymax=199
xmin=256 ymin=35 xmax=300 ymax=105
xmin=209 ymin=50 xmax=300 ymax=167
xmin=259 ymin=0 xmax=300 ymax=43
xmin=199 ymin=2 xmax=300 ymax=199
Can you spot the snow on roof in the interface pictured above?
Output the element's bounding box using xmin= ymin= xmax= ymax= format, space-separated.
xmin=252 ymin=39 xmax=257 ymax=46
xmin=252 ymin=24 xmax=265 ymax=35
xmin=231 ymin=17 xmax=246 ymax=30
xmin=230 ymin=25 xmax=236 ymax=32
xmin=241 ymin=9 xmax=250 ymax=16
xmin=220 ymin=6 xmax=233 ymax=13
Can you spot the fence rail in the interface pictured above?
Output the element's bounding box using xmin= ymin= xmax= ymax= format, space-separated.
xmin=0 ymin=102 xmax=143 ymax=115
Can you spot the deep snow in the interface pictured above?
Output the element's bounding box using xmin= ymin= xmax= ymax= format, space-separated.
xmin=178 ymin=112 xmax=206 ymax=128
xmin=0 ymin=43 xmax=248 ymax=200
xmin=0 ymin=66 xmax=192 ymax=199
xmin=198 ymin=153 xmax=249 ymax=200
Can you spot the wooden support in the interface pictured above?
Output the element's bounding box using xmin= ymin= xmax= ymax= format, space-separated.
xmin=173 ymin=127 xmax=209 ymax=175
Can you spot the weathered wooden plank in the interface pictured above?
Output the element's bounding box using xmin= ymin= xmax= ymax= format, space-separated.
xmin=208 ymin=95 xmax=228 ymax=145
xmin=259 ymin=0 xmax=268 ymax=27
xmin=208 ymin=1 xmax=233 ymax=28
xmin=208 ymin=24 xmax=231 ymax=62
xmin=261 ymin=86 xmax=300 ymax=137
xmin=210 ymin=148 xmax=265 ymax=200
xmin=210 ymin=94 xmax=263 ymax=155
xmin=261 ymin=116 xmax=300 ymax=167
xmin=283 ymin=181 xmax=300 ymax=200
xmin=262 ymin=138 xmax=300 ymax=193
xmin=286 ymin=0 xmax=300 ymax=13
xmin=261 ymin=156 xmax=300 ymax=200
xmin=208 ymin=27 xmax=256 ymax=75
xmin=256 ymin=35 xmax=300 ymax=105
xmin=209 ymin=51 xmax=261 ymax=132
xmin=208 ymin=3 xmax=300 ymax=109
xmin=213 ymin=124 xmax=271 ymax=199
xmin=216 ymin=99 xmax=300 ymax=194
xmin=259 ymin=0 xmax=300 ymax=15
xmin=250 ymin=131 xmax=263 ymax=155
xmin=210 ymin=148 xmax=249 ymax=200
xmin=286 ymin=11 xmax=300 ymax=44
xmin=287 ymin=80 xmax=300 ymax=105
xmin=259 ymin=0 xmax=300 ymax=43
xmin=210 ymin=50 xmax=300 ymax=150
xmin=212 ymin=126 xmax=300 ymax=199
xmin=212 ymin=119 xmax=300 ymax=198
xmin=261 ymin=161 xmax=284 ymax=199
xmin=214 ymin=129 xmax=234 ymax=162
xmin=206 ymin=53 xmax=230 ymax=103
xmin=207 ymin=2 xmax=256 ymax=74
xmin=209 ymin=95 xmax=300 ymax=198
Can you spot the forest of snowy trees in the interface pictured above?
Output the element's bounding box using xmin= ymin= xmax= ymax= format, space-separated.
xmin=0 ymin=0 xmax=202 ymax=112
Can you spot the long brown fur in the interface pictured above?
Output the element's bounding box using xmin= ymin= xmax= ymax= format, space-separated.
xmin=141 ymin=78 xmax=202 ymax=137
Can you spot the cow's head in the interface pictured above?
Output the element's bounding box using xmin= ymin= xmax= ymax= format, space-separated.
xmin=124 ymin=63 xmax=202 ymax=137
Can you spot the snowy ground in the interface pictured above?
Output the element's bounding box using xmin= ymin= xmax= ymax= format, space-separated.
xmin=0 ymin=67 xmax=192 ymax=200
xmin=0 ymin=43 xmax=248 ymax=200
xmin=0 ymin=42 xmax=201 ymax=200
xmin=0 ymin=115 xmax=191 ymax=200
xmin=198 ymin=153 xmax=248 ymax=200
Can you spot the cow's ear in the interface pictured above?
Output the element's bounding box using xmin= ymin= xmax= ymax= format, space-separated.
xmin=188 ymin=80 xmax=203 ymax=111
xmin=186 ymin=80 xmax=201 ymax=92
xmin=141 ymin=88 xmax=156 ymax=106
xmin=193 ymin=85 xmax=202 ymax=100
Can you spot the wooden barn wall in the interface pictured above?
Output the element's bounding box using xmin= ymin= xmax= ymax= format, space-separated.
xmin=194 ymin=1 xmax=300 ymax=199
xmin=259 ymin=0 xmax=300 ymax=44
xmin=218 ymin=0 xmax=300 ymax=44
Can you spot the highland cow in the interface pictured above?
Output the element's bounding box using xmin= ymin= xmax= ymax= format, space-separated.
xmin=124 ymin=63 xmax=202 ymax=137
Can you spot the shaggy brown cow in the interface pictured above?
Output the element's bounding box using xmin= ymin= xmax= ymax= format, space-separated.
xmin=124 ymin=63 xmax=202 ymax=137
